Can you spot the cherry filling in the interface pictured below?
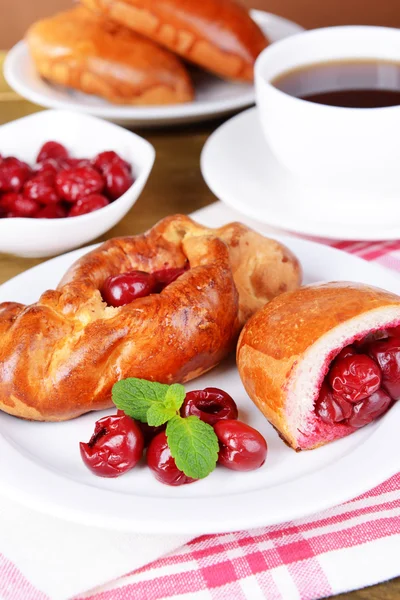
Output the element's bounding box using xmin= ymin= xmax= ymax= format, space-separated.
xmin=366 ymin=336 xmax=400 ymax=400
xmin=315 ymin=332 xmax=400 ymax=428
xmin=328 ymin=354 xmax=381 ymax=403
xmin=101 ymin=264 xmax=189 ymax=307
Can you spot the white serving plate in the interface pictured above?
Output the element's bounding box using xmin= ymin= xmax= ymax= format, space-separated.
xmin=0 ymin=216 xmax=399 ymax=534
xmin=0 ymin=109 xmax=155 ymax=258
xmin=201 ymin=107 xmax=400 ymax=241
xmin=3 ymin=11 xmax=303 ymax=127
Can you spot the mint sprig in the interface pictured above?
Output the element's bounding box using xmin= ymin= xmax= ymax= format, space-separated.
xmin=111 ymin=378 xmax=219 ymax=479
xmin=112 ymin=378 xmax=171 ymax=422
xmin=166 ymin=415 xmax=219 ymax=479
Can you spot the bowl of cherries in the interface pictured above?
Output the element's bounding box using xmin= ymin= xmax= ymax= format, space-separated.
xmin=0 ymin=109 xmax=155 ymax=257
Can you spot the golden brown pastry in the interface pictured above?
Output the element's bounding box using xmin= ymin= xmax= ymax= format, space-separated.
xmin=81 ymin=0 xmax=268 ymax=81
xmin=26 ymin=6 xmax=194 ymax=105
xmin=0 ymin=215 xmax=301 ymax=422
xmin=237 ymin=282 xmax=400 ymax=451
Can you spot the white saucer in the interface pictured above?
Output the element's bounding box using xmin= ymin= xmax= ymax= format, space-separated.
xmin=3 ymin=11 xmax=303 ymax=127
xmin=201 ymin=108 xmax=400 ymax=241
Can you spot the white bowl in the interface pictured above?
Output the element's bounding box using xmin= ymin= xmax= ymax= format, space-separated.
xmin=0 ymin=109 xmax=155 ymax=257
xmin=255 ymin=26 xmax=400 ymax=187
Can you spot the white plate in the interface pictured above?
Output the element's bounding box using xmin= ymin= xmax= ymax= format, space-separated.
xmin=0 ymin=221 xmax=399 ymax=534
xmin=3 ymin=11 xmax=303 ymax=127
xmin=201 ymin=107 xmax=400 ymax=241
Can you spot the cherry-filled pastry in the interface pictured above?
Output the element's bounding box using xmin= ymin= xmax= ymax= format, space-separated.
xmin=237 ymin=282 xmax=400 ymax=450
xmin=0 ymin=215 xmax=301 ymax=421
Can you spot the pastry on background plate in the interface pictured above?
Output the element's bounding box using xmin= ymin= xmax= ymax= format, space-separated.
xmin=26 ymin=6 xmax=194 ymax=105
xmin=81 ymin=0 xmax=268 ymax=81
xmin=237 ymin=282 xmax=400 ymax=450
xmin=0 ymin=215 xmax=301 ymax=422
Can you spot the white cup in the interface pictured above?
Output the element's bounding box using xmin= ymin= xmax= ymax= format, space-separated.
xmin=255 ymin=26 xmax=400 ymax=187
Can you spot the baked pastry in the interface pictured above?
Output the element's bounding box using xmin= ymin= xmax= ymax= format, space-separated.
xmin=26 ymin=6 xmax=194 ymax=105
xmin=0 ymin=215 xmax=301 ymax=421
xmin=237 ymin=282 xmax=400 ymax=451
xmin=81 ymin=0 xmax=268 ymax=81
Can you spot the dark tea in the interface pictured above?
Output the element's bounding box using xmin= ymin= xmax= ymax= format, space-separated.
xmin=271 ymin=60 xmax=400 ymax=108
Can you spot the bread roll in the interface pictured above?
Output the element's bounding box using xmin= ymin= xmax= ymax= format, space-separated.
xmin=81 ymin=0 xmax=268 ymax=81
xmin=26 ymin=6 xmax=194 ymax=105
xmin=237 ymin=282 xmax=400 ymax=450
xmin=0 ymin=215 xmax=301 ymax=421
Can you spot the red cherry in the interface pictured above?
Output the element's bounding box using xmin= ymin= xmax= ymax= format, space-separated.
xmin=80 ymin=414 xmax=144 ymax=478
xmin=36 ymin=203 xmax=67 ymax=219
xmin=329 ymin=353 xmax=381 ymax=403
xmin=55 ymin=166 xmax=104 ymax=202
xmin=37 ymin=141 xmax=69 ymax=163
xmin=61 ymin=158 xmax=92 ymax=170
xmin=181 ymin=387 xmax=238 ymax=426
xmin=153 ymin=265 xmax=189 ymax=291
xmin=347 ymin=389 xmax=392 ymax=428
xmin=116 ymin=410 xmax=165 ymax=446
xmin=0 ymin=192 xmax=19 ymax=212
xmin=34 ymin=158 xmax=61 ymax=176
xmin=92 ymin=151 xmax=131 ymax=174
xmin=103 ymin=161 xmax=133 ymax=200
xmin=147 ymin=431 xmax=197 ymax=486
xmin=101 ymin=271 xmax=157 ymax=307
xmin=366 ymin=336 xmax=400 ymax=400
xmin=23 ymin=173 xmax=59 ymax=205
xmin=0 ymin=157 xmax=31 ymax=193
xmin=214 ymin=420 xmax=267 ymax=471
xmin=69 ymin=194 xmax=109 ymax=217
xmin=0 ymin=192 xmax=40 ymax=217
xmin=315 ymin=382 xmax=353 ymax=424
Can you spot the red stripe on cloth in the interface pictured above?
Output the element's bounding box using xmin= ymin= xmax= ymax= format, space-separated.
xmin=266 ymin=499 xmax=400 ymax=540
xmin=287 ymin=558 xmax=332 ymax=600
xmin=331 ymin=241 xmax=370 ymax=253
xmin=80 ymin=570 xmax=208 ymax=600
xmin=201 ymin=560 xmax=238 ymax=586
xmin=358 ymin=242 xmax=400 ymax=261
xmin=309 ymin=516 xmax=400 ymax=554
xmin=377 ymin=254 xmax=400 ymax=272
xmin=256 ymin=569 xmax=286 ymax=600
xmin=354 ymin=473 xmax=400 ymax=498
xmin=208 ymin=580 xmax=247 ymax=599
xmin=0 ymin=554 xmax=48 ymax=600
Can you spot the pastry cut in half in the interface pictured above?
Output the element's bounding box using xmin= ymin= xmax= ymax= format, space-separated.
xmin=26 ymin=6 xmax=194 ymax=105
xmin=81 ymin=0 xmax=268 ymax=81
xmin=237 ymin=282 xmax=400 ymax=450
xmin=0 ymin=215 xmax=301 ymax=422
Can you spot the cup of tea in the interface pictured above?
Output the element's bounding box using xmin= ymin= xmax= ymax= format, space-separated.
xmin=255 ymin=26 xmax=400 ymax=187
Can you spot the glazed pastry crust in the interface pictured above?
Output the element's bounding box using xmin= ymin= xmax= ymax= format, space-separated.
xmin=0 ymin=215 xmax=301 ymax=422
xmin=81 ymin=0 xmax=268 ymax=81
xmin=237 ymin=282 xmax=400 ymax=450
xmin=26 ymin=6 xmax=194 ymax=105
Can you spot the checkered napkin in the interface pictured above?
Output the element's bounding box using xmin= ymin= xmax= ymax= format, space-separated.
xmin=1 ymin=203 xmax=399 ymax=600
xmin=75 ymin=473 xmax=400 ymax=600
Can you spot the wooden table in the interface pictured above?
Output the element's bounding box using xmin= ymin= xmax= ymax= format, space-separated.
xmin=0 ymin=63 xmax=398 ymax=600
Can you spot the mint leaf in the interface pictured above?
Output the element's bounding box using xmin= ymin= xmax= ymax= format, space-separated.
xmin=147 ymin=403 xmax=177 ymax=427
xmin=166 ymin=415 xmax=219 ymax=479
xmin=164 ymin=384 xmax=186 ymax=412
xmin=112 ymin=378 xmax=169 ymax=423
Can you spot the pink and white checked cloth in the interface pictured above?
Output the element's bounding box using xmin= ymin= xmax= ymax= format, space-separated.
xmin=1 ymin=204 xmax=399 ymax=600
